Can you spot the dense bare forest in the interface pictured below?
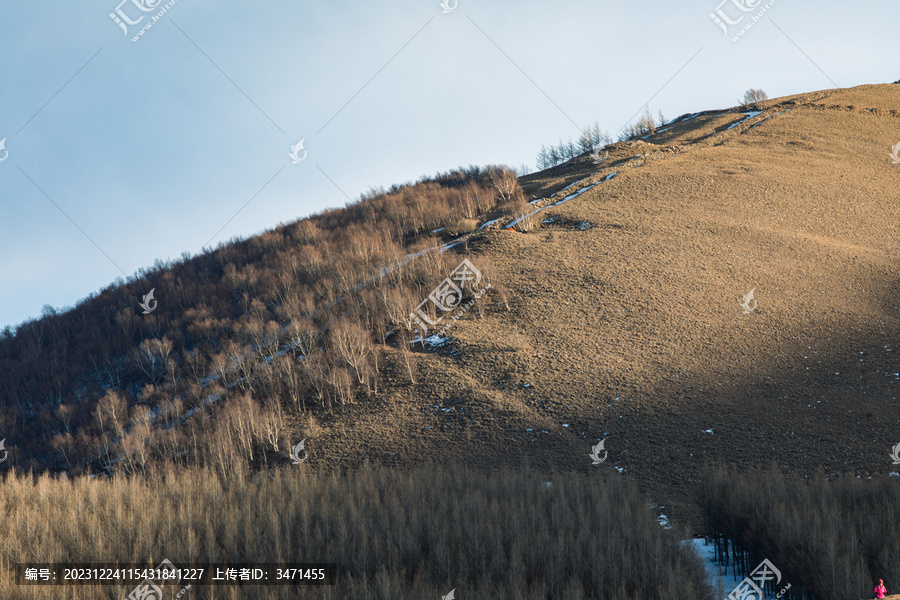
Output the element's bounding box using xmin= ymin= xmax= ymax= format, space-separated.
xmin=700 ymin=466 xmax=900 ymax=600
xmin=0 ymin=462 xmax=711 ymax=600
xmin=0 ymin=166 xmax=525 ymax=476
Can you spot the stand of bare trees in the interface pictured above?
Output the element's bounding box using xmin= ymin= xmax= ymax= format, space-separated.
xmin=536 ymin=121 xmax=611 ymax=170
xmin=0 ymin=166 xmax=524 ymax=476
xmin=700 ymin=465 xmax=898 ymax=600
xmin=0 ymin=463 xmax=713 ymax=600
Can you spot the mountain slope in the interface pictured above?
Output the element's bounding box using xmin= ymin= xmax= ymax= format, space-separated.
xmin=3 ymin=83 xmax=899 ymax=536
xmin=305 ymin=83 xmax=900 ymax=530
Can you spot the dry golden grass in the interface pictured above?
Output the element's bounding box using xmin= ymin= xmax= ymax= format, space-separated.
xmin=447 ymin=218 xmax=479 ymax=235
xmin=0 ymin=463 xmax=709 ymax=599
xmin=369 ymin=83 xmax=900 ymax=533
xmin=511 ymin=207 xmax=541 ymax=233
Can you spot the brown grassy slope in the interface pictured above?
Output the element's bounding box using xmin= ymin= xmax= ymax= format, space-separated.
xmin=288 ymin=83 xmax=900 ymax=533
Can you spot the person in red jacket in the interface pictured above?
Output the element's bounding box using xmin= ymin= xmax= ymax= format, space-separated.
xmin=874 ymin=578 xmax=887 ymax=599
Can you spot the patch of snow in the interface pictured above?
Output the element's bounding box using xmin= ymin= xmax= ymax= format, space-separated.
xmin=702 ymin=428 xmax=714 ymax=434
xmin=686 ymin=538 xmax=746 ymax=595
xmin=553 ymin=181 xmax=601 ymax=206
xmin=727 ymin=111 xmax=763 ymax=130
xmin=479 ymin=217 xmax=502 ymax=229
xmin=552 ymin=177 xmax=589 ymax=197
xmin=423 ymin=335 xmax=448 ymax=347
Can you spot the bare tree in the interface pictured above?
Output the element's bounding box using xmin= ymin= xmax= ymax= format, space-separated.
xmin=579 ymin=127 xmax=594 ymax=154
xmin=261 ymin=396 xmax=284 ymax=452
xmin=327 ymin=365 xmax=354 ymax=405
xmin=548 ymin=144 xmax=560 ymax=166
xmin=395 ymin=336 xmax=417 ymax=384
xmin=489 ymin=167 xmax=519 ymax=205
xmin=636 ymin=106 xmax=656 ymax=136
xmin=51 ymin=432 xmax=75 ymax=471
xmin=331 ymin=319 xmax=373 ymax=392
xmin=122 ymin=405 xmax=153 ymax=473
xmin=272 ymin=354 xmax=304 ymax=411
xmin=94 ymin=390 xmax=127 ymax=465
xmin=298 ymin=351 xmax=331 ymax=409
xmin=229 ymin=394 xmax=260 ymax=462
xmin=133 ymin=337 xmax=173 ymax=384
xmin=742 ymin=88 xmax=769 ymax=110
xmin=536 ymin=145 xmax=550 ymax=170
xmin=286 ymin=318 xmax=322 ymax=358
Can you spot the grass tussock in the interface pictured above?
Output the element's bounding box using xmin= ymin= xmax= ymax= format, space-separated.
xmin=511 ymin=208 xmax=541 ymax=233
xmin=0 ymin=463 xmax=710 ymax=599
xmin=447 ymin=218 xmax=479 ymax=235
xmin=700 ymin=465 xmax=900 ymax=600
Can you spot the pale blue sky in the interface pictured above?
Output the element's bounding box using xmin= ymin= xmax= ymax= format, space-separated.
xmin=0 ymin=0 xmax=896 ymax=330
